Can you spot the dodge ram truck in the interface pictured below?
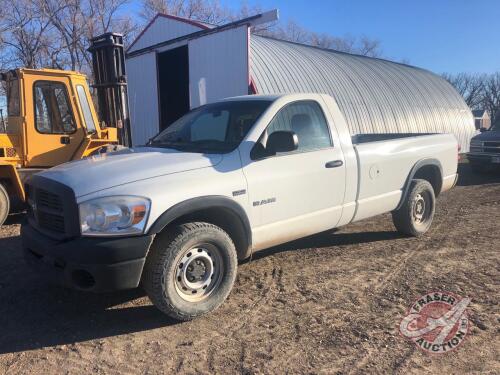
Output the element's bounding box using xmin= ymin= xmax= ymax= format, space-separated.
xmin=22 ymin=93 xmax=459 ymax=320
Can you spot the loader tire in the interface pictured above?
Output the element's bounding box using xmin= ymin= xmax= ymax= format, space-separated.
xmin=142 ymin=222 xmax=238 ymax=321
xmin=392 ymin=179 xmax=435 ymax=237
xmin=0 ymin=184 xmax=9 ymax=226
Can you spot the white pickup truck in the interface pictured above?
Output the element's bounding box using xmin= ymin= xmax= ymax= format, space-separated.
xmin=22 ymin=93 xmax=459 ymax=320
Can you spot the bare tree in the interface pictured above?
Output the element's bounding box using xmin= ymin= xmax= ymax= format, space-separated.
xmin=0 ymin=0 xmax=135 ymax=74
xmin=442 ymin=72 xmax=485 ymax=109
xmin=263 ymin=22 xmax=383 ymax=57
xmin=36 ymin=0 xmax=136 ymax=73
xmin=482 ymin=73 xmax=500 ymax=126
xmin=0 ymin=0 xmax=56 ymax=68
xmin=140 ymin=0 xmax=231 ymax=25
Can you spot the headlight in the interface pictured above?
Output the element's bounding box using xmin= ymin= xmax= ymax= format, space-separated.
xmin=79 ymin=196 xmax=150 ymax=236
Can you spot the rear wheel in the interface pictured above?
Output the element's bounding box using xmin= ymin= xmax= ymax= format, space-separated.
xmin=0 ymin=184 xmax=9 ymax=226
xmin=142 ymin=222 xmax=237 ymax=321
xmin=392 ymin=179 xmax=435 ymax=237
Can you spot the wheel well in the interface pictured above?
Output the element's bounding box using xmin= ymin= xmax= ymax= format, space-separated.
xmin=169 ymin=207 xmax=251 ymax=260
xmin=413 ymin=165 xmax=442 ymax=196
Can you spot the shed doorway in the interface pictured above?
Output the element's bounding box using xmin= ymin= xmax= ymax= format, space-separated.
xmin=157 ymin=45 xmax=190 ymax=131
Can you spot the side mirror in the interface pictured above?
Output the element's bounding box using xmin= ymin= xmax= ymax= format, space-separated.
xmin=480 ymin=127 xmax=488 ymax=133
xmin=266 ymin=131 xmax=298 ymax=153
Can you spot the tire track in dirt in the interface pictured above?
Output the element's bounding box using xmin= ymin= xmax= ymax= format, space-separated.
xmin=345 ymin=216 xmax=448 ymax=374
xmin=345 ymin=183 xmax=490 ymax=374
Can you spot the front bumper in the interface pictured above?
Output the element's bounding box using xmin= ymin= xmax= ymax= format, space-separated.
xmin=21 ymin=223 xmax=154 ymax=292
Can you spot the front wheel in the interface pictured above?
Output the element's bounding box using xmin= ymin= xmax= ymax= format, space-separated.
xmin=392 ymin=179 xmax=435 ymax=237
xmin=142 ymin=222 xmax=238 ymax=321
xmin=0 ymin=184 xmax=10 ymax=226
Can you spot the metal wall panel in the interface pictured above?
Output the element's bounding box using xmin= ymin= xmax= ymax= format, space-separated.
xmin=125 ymin=53 xmax=160 ymax=146
xmin=250 ymin=36 xmax=476 ymax=151
xmin=188 ymin=25 xmax=249 ymax=108
xmin=128 ymin=16 xmax=204 ymax=53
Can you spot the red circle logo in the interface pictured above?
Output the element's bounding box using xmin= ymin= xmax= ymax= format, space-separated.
xmin=399 ymin=291 xmax=470 ymax=354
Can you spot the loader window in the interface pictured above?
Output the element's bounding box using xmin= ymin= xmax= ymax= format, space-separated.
xmin=76 ymin=85 xmax=96 ymax=133
xmin=1 ymin=78 xmax=20 ymax=132
xmin=34 ymin=81 xmax=76 ymax=134
xmin=6 ymin=79 xmax=20 ymax=116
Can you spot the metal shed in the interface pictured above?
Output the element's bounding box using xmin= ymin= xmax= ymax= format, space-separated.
xmin=125 ymin=11 xmax=475 ymax=150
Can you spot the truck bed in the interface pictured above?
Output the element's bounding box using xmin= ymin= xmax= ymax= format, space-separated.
xmin=352 ymin=133 xmax=434 ymax=144
xmin=350 ymin=133 xmax=458 ymax=223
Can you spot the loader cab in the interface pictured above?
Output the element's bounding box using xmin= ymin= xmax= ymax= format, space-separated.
xmin=1 ymin=68 xmax=117 ymax=168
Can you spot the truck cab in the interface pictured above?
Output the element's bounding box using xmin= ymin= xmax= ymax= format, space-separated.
xmin=0 ymin=68 xmax=118 ymax=225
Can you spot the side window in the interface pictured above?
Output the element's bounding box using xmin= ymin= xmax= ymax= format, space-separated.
xmin=7 ymin=79 xmax=20 ymax=116
xmin=76 ymin=85 xmax=96 ymax=133
xmin=190 ymin=111 xmax=229 ymax=141
xmin=34 ymin=82 xmax=76 ymax=134
xmin=267 ymin=101 xmax=332 ymax=152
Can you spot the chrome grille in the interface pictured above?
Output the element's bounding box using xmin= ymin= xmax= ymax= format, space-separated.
xmin=470 ymin=141 xmax=500 ymax=154
xmin=484 ymin=141 xmax=500 ymax=154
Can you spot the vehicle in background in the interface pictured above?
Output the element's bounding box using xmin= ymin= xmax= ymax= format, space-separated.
xmin=0 ymin=33 xmax=129 ymax=226
xmin=468 ymin=123 xmax=500 ymax=173
xmin=22 ymin=93 xmax=459 ymax=320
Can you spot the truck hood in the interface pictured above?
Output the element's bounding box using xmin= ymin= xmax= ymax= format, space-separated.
xmin=472 ymin=130 xmax=500 ymax=141
xmin=39 ymin=147 xmax=223 ymax=197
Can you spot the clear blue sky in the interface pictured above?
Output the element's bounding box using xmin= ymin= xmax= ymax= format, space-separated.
xmin=214 ymin=0 xmax=498 ymax=74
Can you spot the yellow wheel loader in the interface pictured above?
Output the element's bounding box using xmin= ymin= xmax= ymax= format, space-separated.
xmin=0 ymin=33 xmax=130 ymax=226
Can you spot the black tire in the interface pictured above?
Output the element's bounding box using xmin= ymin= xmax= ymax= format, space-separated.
xmin=142 ymin=222 xmax=238 ymax=321
xmin=0 ymin=184 xmax=9 ymax=226
xmin=392 ymin=179 xmax=435 ymax=237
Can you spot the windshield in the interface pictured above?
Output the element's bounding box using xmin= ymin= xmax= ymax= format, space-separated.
xmin=150 ymin=100 xmax=272 ymax=153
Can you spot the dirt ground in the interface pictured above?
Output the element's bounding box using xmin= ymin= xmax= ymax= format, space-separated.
xmin=0 ymin=162 xmax=499 ymax=374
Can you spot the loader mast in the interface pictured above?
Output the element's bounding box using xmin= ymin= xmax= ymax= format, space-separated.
xmin=88 ymin=33 xmax=131 ymax=147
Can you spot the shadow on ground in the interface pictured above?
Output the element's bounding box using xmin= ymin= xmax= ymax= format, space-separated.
xmin=251 ymin=230 xmax=404 ymax=261
xmin=0 ymin=233 xmax=177 ymax=354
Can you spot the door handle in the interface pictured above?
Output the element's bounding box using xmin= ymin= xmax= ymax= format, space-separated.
xmin=325 ymin=160 xmax=343 ymax=168
xmin=60 ymin=136 xmax=70 ymax=145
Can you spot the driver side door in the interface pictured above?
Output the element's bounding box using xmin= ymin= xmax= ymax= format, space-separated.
xmin=241 ymin=100 xmax=346 ymax=251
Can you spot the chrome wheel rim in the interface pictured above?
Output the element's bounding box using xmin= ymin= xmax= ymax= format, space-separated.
xmin=174 ymin=243 xmax=223 ymax=302
xmin=413 ymin=193 xmax=427 ymax=224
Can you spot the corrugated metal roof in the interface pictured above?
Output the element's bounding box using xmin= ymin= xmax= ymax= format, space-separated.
xmin=250 ymin=35 xmax=476 ymax=151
